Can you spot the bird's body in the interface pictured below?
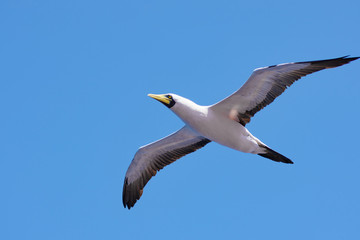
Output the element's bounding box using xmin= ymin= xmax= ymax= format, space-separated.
xmin=122 ymin=56 xmax=359 ymax=209
xmin=171 ymin=95 xmax=263 ymax=154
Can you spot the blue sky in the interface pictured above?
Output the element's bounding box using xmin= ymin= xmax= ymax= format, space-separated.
xmin=1 ymin=0 xmax=360 ymax=239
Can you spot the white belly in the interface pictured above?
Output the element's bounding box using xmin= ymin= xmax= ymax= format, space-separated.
xmin=177 ymin=107 xmax=262 ymax=154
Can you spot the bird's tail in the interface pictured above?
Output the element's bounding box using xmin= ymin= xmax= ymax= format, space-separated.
xmin=258 ymin=145 xmax=293 ymax=164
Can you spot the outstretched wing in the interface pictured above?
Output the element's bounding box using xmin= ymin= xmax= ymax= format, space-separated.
xmin=210 ymin=56 xmax=359 ymax=126
xmin=123 ymin=126 xmax=211 ymax=209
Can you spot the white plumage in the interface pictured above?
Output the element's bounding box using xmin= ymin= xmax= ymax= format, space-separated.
xmin=171 ymin=95 xmax=263 ymax=154
xmin=123 ymin=56 xmax=358 ymax=209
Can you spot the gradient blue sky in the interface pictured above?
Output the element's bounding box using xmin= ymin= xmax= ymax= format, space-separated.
xmin=1 ymin=1 xmax=360 ymax=239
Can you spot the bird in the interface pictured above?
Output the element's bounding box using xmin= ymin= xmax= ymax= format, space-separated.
xmin=122 ymin=56 xmax=358 ymax=209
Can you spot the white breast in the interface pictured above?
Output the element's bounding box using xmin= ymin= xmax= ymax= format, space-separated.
xmin=170 ymin=97 xmax=262 ymax=154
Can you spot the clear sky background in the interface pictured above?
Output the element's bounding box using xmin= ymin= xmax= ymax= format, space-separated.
xmin=1 ymin=1 xmax=360 ymax=239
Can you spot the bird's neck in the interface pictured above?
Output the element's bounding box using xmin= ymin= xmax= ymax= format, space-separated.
xmin=171 ymin=99 xmax=208 ymax=126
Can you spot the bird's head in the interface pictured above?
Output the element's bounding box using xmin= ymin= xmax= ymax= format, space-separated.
xmin=148 ymin=93 xmax=176 ymax=108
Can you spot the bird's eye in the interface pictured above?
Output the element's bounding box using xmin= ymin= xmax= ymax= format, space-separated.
xmin=168 ymin=95 xmax=172 ymax=99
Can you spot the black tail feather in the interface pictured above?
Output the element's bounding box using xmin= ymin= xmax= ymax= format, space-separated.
xmin=258 ymin=146 xmax=293 ymax=164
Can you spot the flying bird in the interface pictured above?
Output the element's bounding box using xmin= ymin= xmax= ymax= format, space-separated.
xmin=123 ymin=56 xmax=358 ymax=209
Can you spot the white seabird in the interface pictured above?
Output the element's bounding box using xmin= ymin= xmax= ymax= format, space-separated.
xmin=123 ymin=56 xmax=358 ymax=209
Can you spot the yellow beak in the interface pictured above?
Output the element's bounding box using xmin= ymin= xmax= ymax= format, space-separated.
xmin=148 ymin=94 xmax=170 ymax=105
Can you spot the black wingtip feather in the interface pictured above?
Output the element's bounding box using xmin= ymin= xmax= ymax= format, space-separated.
xmin=300 ymin=56 xmax=359 ymax=68
xmin=122 ymin=177 xmax=129 ymax=209
xmin=123 ymin=177 xmax=144 ymax=209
